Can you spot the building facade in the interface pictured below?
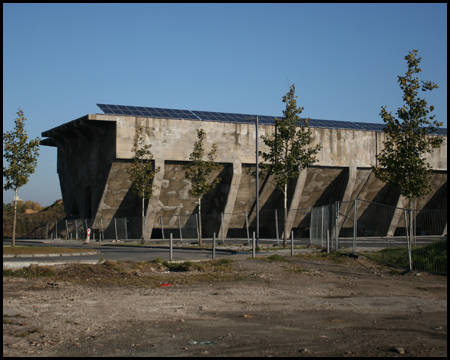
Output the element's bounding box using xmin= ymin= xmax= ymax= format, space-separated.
xmin=40 ymin=105 xmax=447 ymax=239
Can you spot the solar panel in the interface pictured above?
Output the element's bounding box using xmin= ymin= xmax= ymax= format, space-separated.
xmin=96 ymin=104 xmax=447 ymax=135
xmin=96 ymin=104 xmax=199 ymax=120
xmin=353 ymin=122 xmax=386 ymax=132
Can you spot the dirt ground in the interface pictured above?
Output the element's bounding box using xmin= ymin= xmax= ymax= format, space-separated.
xmin=3 ymin=251 xmax=447 ymax=357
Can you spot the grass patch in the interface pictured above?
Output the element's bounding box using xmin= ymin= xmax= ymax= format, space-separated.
xmin=284 ymin=265 xmax=308 ymax=274
xmin=367 ymin=239 xmax=447 ymax=273
xmin=294 ymin=250 xmax=345 ymax=263
xmin=3 ymin=246 xmax=95 ymax=255
xmin=15 ymin=328 xmax=41 ymax=337
xmin=264 ymin=254 xmax=288 ymax=262
xmin=3 ymin=264 xmax=56 ymax=278
xmin=212 ymin=258 xmax=233 ymax=266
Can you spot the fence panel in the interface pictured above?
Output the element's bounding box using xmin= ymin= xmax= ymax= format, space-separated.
xmin=247 ymin=209 xmax=281 ymax=240
xmin=413 ymin=208 xmax=447 ymax=237
xmin=3 ymin=200 xmax=446 ymax=274
xmin=353 ymin=204 xmax=447 ymax=275
xmin=47 ymin=219 xmax=68 ymax=240
xmin=354 ymin=199 xmax=397 ymax=238
xmin=225 ymin=212 xmax=250 ymax=241
xmin=160 ymin=214 xmax=200 ymax=241
xmin=310 ymin=204 xmax=336 ymax=249
xmin=290 ymin=208 xmax=311 ymax=241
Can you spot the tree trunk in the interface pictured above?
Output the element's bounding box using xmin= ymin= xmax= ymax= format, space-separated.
xmin=198 ymin=198 xmax=202 ymax=246
xmin=141 ymin=197 xmax=145 ymax=244
xmin=283 ymin=184 xmax=288 ymax=248
xmin=12 ymin=188 xmax=18 ymax=247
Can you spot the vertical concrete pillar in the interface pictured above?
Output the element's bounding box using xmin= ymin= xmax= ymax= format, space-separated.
xmin=219 ymin=160 xmax=242 ymax=238
xmin=284 ymin=168 xmax=308 ymax=237
xmin=337 ymin=161 xmax=358 ymax=234
xmin=145 ymin=158 xmax=165 ymax=239
xmin=387 ymin=195 xmax=410 ymax=236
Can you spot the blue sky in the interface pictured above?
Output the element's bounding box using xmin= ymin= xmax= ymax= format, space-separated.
xmin=3 ymin=3 xmax=447 ymax=206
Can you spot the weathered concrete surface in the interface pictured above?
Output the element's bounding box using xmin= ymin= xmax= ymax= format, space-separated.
xmin=41 ymin=114 xmax=447 ymax=239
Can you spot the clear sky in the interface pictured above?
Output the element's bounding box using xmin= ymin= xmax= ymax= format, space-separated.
xmin=3 ymin=3 xmax=447 ymax=206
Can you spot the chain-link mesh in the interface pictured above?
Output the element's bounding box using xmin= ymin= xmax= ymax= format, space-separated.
xmin=160 ymin=214 xmax=200 ymax=241
xmin=224 ymin=212 xmax=250 ymax=240
xmin=310 ymin=204 xmax=338 ymax=250
xmin=4 ymin=199 xmax=447 ymax=274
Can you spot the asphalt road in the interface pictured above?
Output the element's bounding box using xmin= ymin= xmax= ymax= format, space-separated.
xmin=3 ymin=239 xmax=239 ymax=265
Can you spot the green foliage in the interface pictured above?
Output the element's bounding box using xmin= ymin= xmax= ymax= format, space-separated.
xmin=183 ymin=129 xmax=222 ymax=199
xmin=3 ymin=108 xmax=40 ymax=192
xmin=372 ymin=50 xmax=444 ymax=199
xmin=3 ymin=199 xmax=65 ymax=238
xmin=369 ymin=239 xmax=447 ymax=274
xmin=3 ymin=264 xmax=56 ymax=278
xmin=257 ymin=84 xmax=320 ymax=247
xmin=126 ymin=125 xmax=160 ymax=199
xmin=259 ymin=84 xmax=321 ymax=192
xmin=3 ymin=108 xmax=41 ymax=246
xmin=212 ymin=258 xmax=233 ymax=266
xmin=183 ymin=129 xmax=222 ymax=244
xmin=265 ymin=254 xmax=288 ymax=262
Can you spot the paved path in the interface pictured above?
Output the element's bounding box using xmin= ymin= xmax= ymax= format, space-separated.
xmin=3 ymin=240 xmax=240 ymax=268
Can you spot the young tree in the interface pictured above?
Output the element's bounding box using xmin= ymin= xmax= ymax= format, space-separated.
xmin=372 ymin=50 xmax=443 ymax=201
xmin=372 ymin=50 xmax=444 ymax=269
xmin=126 ymin=125 xmax=160 ymax=244
xmin=3 ymin=108 xmax=40 ymax=246
xmin=183 ymin=129 xmax=222 ymax=245
xmin=259 ymin=84 xmax=321 ymax=247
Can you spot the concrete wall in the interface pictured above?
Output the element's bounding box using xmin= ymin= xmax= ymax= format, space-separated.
xmin=41 ymin=114 xmax=447 ymax=239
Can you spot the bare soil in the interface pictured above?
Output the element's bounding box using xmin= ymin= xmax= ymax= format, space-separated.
xmin=3 ymin=252 xmax=447 ymax=357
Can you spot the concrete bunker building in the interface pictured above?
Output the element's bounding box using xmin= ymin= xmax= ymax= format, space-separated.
xmin=40 ymin=104 xmax=447 ymax=239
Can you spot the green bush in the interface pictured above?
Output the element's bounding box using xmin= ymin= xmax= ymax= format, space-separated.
xmin=3 ymin=264 xmax=56 ymax=278
xmin=369 ymin=239 xmax=447 ymax=273
xmin=265 ymin=254 xmax=287 ymax=262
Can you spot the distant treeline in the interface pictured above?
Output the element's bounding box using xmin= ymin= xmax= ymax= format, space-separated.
xmin=3 ymin=199 xmax=66 ymax=238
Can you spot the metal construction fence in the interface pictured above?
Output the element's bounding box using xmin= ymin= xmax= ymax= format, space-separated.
xmin=4 ymin=199 xmax=447 ymax=274
xmin=3 ymin=218 xmax=128 ymax=243
xmin=310 ymin=199 xmax=447 ymax=275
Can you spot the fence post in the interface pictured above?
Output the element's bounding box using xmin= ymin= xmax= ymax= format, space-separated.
xmin=308 ymin=208 xmax=312 ymax=246
xmin=125 ymin=217 xmax=128 ymax=240
xmin=144 ymin=216 xmax=147 ymax=243
xmin=335 ymin=201 xmax=339 ymax=250
xmin=291 ymin=230 xmax=294 ymax=256
xmin=161 ymin=216 xmax=165 ymax=241
xmin=275 ymin=209 xmax=279 ymax=245
xmin=178 ymin=215 xmax=183 ymax=242
xmin=65 ymin=220 xmax=69 ymax=242
xmin=46 ymin=222 xmax=49 ymax=240
xmin=326 ymin=229 xmax=330 ymax=254
xmin=252 ymin=232 xmax=256 ymax=258
xmin=321 ymin=206 xmax=325 ymax=247
xmin=406 ymin=209 xmax=413 ymax=271
xmin=114 ymin=218 xmax=118 ymax=241
xmin=100 ymin=218 xmax=103 ymax=244
xmin=195 ymin=213 xmax=199 ymax=243
xmin=169 ymin=233 xmax=173 ymax=261
xmin=212 ymin=232 xmax=216 ymax=260
xmin=245 ymin=211 xmax=250 ymax=244
xmin=55 ymin=220 xmax=58 ymax=241
xmin=221 ymin=212 xmax=224 ymax=243
xmin=353 ymin=199 xmax=357 ymax=254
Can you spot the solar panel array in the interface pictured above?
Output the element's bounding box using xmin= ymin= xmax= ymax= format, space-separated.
xmin=96 ymin=104 xmax=447 ymax=135
xmin=97 ymin=104 xmax=199 ymax=120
